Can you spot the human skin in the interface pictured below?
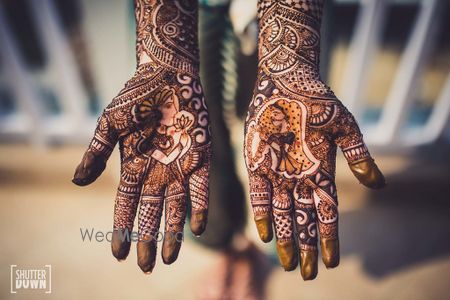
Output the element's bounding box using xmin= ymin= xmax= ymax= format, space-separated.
xmin=73 ymin=0 xmax=211 ymax=273
xmin=244 ymin=0 xmax=385 ymax=280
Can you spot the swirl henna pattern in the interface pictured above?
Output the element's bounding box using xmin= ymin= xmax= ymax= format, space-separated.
xmin=244 ymin=0 xmax=385 ymax=280
xmin=73 ymin=0 xmax=211 ymax=274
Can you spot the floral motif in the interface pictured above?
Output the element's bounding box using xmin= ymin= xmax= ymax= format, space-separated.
xmin=73 ymin=0 xmax=211 ymax=274
xmin=244 ymin=0 xmax=385 ymax=279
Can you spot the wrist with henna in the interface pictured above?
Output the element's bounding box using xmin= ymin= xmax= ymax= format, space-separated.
xmin=245 ymin=0 xmax=385 ymax=280
xmin=73 ymin=0 xmax=211 ymax=274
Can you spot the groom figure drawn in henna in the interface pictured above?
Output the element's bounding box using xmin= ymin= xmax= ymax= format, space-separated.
xmin=259 ymin=100 xmax=320 ymax=177
xmin=245 ymin=0 xmax=386 ymax=281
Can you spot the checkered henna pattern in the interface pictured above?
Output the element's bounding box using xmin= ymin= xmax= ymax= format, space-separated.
xmin=73 ymin=0 xmax=211 ymax=274
xmin=245 ymin=0 xmax=385 ymax=280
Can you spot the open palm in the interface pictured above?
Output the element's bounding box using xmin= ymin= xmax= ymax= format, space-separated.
xmin=73 ymin=63 xmax=211 ymax=273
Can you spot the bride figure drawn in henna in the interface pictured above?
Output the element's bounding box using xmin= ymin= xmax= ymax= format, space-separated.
xmin=73 ymin=0 xmax=211 ymax=274
xmin=134 ymin=87 xmax=195 ymax=165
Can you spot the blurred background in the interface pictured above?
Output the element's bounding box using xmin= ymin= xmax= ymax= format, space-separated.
xmin=0 ymin=0 xmax=449 ymax=299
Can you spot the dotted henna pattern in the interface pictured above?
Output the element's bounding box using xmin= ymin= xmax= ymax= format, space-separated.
xmin=244 ymin=0 xmax=385 ymax=277
xmin=73 ymin=0 xmax=211 ymax=273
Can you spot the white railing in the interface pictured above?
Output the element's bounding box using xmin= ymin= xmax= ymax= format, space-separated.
xmin=0 ymin=0 xmax=448 ymax=148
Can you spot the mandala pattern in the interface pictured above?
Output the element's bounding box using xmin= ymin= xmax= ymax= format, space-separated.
xmin=73 ymin=0 xmax=211 ymax=273
xmin=244 ymin=0 xmax=385 ymax=277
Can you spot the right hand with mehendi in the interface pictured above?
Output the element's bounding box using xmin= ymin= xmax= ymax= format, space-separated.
xmin=73 ymin=0 xmax=211 ymax=274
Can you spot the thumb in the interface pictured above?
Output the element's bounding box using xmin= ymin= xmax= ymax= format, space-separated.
xmin=348 ymin=157 xmax=386 ymax=190
xmin=72 ymin=150 xmax=107 ymax=186
xmin=334 ymin=105 xmax=386 ymax=189
xmin=72 ymin=112 xmax=117 ymax=186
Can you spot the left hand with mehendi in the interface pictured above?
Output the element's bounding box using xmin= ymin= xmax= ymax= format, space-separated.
xmin=244 ymin=0 xmax=385 ymax=280
xmin=73 ymin=0 xmax=211 ymax=273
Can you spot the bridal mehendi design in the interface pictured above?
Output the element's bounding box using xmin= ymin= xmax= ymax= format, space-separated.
xmin=135 ymin=0 xmax=199 ymax=75
xmin=73 ymin=0 xmax=211 ymax=274
xmin=245 ymin=0 xmax=385 ymax=280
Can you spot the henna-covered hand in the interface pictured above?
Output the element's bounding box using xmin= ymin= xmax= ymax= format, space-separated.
xmin=244 ymin=0 xmax=385 ymax=280
xmin=73 ymin=0 xmax=211 ymax=273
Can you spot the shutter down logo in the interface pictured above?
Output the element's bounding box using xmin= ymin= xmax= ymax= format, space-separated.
xmin=10 ymin=265 xmax=51 ymax=294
